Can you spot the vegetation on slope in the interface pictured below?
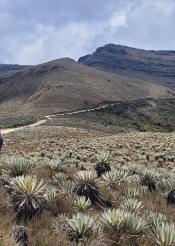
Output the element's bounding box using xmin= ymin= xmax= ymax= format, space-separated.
xmin=0 ymin=58 xmax=173 ymax=117
xmin=0 ymin=151 xmax=175 ymax=245
xmin=46 ymin=99 xmax=175 ymax=133
xmin=0 ymin=115 xmax=37 ymax=128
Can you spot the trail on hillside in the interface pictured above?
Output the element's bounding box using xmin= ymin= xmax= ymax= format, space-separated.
xmin=2 ymin=120 xmax=47 ymax=134
xmin=1 ymin=104 xmax=114 ymax=135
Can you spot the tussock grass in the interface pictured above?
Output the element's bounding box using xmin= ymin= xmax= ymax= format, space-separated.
xmin=0 ymin=129 xmax=175 ymax=245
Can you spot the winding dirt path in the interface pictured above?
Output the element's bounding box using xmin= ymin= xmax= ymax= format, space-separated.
xmin=1 ymin=103 xmax=114 ymax=135
xmin=1 ymin=119 xmax=47 ymax=134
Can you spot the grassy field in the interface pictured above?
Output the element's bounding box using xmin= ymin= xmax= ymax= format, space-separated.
xmin=0 ymin=126 xmax=175 ymax=245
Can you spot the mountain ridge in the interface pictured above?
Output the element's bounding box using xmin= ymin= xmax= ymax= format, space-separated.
xmin=0 ymin=64 xmax=30 ymax=73
xmin=0 ymin=57 xmax=173 ymax=117
xmin=78 ymin=44 xmax=175 ymax=89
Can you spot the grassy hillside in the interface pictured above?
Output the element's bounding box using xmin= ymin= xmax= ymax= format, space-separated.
xmin=45 ymin=99 xmax=175 ymax=133
xmin=0 ymin=58 xmax=173 ymax=117
xmin=0 ymin=115 xmax=37 ymax=128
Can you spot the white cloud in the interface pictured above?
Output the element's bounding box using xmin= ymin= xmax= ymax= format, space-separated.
xmin=145 ymin=0 xmax=175 ymax=15
xmin=0 ymin=0 xmax=175 ymax=64
xmin=110 ymin=11 xmax=127 ymax=29
xmin=7 ymin=17 xmax=128 ymax=64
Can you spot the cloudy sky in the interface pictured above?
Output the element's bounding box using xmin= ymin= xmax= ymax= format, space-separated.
xmin=0 ymin=0 xmax=175 ymax=64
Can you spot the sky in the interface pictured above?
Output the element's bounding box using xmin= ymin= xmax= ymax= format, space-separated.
xmin=0 ymin=0 xmax=175 ymax=65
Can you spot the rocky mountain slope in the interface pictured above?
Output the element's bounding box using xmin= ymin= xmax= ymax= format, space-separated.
xmin=0 ymin=64 xmax=29 ymax=73
xmin=0 ymin=58 xmax=173 ymax=117
xmin=78 ymin=44 xmax=175 ymax=89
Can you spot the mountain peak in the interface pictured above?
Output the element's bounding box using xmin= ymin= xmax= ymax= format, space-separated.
xmin=78 ymin=44 xmax=175 ymax=89
xmin=0 ymin=55 xmax=172 ymax=117
xmin=95 ymin=44 xmax=129 ymax=55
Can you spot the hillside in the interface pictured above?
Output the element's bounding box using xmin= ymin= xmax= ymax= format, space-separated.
xmin=46 ymin=98 xmax=175 ymax=134
xmin=78 ymin=44 xmax=175 ymax=89
xmin=0 ymin=64 xmax=29 ymax=73
xmin=0 ymin=58 xmax=173 ymax=117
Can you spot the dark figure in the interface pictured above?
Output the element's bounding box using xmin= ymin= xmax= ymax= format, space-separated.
xmin=0 ymin=129 xmax=4 ymax=153
xmin=95 ymin=162 xmax=111 ymax=177
xmin=13 ymin=225 xmax=29 ymax=246
xmin=74 ymin=182 xmax=111 ymax=209
xmin=166 ymin=189 xmax=175 ymax=206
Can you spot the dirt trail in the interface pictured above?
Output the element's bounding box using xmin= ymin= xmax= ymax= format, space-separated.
xmin=1 ymin=103 xmax=114 ymax=135
xmin=44 ymin=104 xmax=112 ymax=118
xmin=1 ymin=120 xmax=47 ymax=134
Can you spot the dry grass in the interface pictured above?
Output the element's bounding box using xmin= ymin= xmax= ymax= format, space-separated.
xmin=0 ymin=126 xmax=175 ymax=245
xmin=2 ymin=126 xmax=174 ymax=171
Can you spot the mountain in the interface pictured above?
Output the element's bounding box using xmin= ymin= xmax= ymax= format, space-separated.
xmin=0 ymin=58 xmax=173 ymax=117
xmin=0 ymin=64 xmax=30 ymax=73
xmin=78 ymin=44 xmax=175 ymax=89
